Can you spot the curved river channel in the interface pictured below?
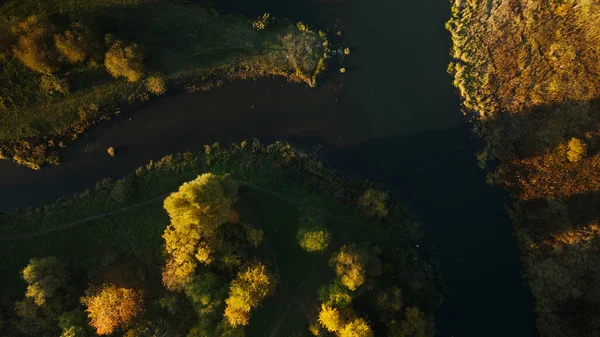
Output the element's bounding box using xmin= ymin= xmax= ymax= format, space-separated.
xmin=0 ymin=0 xmax=537 ymax=336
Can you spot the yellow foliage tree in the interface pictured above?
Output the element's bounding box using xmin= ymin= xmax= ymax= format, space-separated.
xmin=146 ymin=76 xmax=166 ymax=95
xmin=162 ymin=173 xmax=237 ymax=290
xmin=224 ymin=261 xmax=276 ymax=327
xmin=104 ymin=40 xmax=144 ymax=82
xmin=329 ymin=244 xmax=369 ymax=291
xmin=82 ymin=284 xmax=143 ymax=335
xmin=12 ymin=16 xmax=59 ymax=73
xmin=318 ymin=304 xmax=343 ymax=332
xmin=339 ymin=318 xmax=374 ymax=337
xmin=567 ymin=137 xmax=587 ymax=163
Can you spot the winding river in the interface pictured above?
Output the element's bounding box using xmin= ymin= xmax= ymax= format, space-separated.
xmin=0 ymin=0 xmax=537 ymax=336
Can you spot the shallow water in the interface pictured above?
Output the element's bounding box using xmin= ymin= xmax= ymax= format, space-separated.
xmin=0 ymin=0 xmax=537 ymax=336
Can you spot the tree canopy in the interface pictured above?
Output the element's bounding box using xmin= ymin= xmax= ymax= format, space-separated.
xmin=82 ymin=284 xmax=143 ymax=335
xmin=104 ymin=40 xmax=144 ymax=82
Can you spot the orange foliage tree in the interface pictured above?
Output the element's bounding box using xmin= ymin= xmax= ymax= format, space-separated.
xmin=82 ymin=284 xmax=143 ymax=335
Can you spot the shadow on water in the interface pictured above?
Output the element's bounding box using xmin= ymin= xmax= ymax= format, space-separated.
xmin=0 ymin=0 xmax=537 ymax=336
xmin=321 ymin=126 xmax=537 ymax=336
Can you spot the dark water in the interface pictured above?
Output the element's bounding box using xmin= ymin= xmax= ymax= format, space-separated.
xmin=0 ymin=0 xmax=537 ymax=336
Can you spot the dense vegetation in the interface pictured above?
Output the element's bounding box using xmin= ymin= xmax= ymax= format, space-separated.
xmin=447 ymin=0 xmax=600 ymax=336
xmin=0 ymin=141 xmax=442 ymax=336
xmin=0 ymin=0 xmax=328 ymax=169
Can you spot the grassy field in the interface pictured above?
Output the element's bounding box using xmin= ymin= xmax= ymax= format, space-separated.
xmin=0 ymin=141 xmax=441 ymax=336
xmin=447 ymin=1 xmax=600 ymax=336
xmin=0 ymin=0 xmax=327 ymax=168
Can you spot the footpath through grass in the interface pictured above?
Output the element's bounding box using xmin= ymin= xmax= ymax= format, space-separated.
xmin=0 ymin=0 xmax=328 ymax=168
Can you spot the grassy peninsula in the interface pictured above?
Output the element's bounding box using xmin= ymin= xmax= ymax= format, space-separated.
xmin=0 ymin=0 xmax=328 ymax=169
xmin=0 ymin=141 xmax=441 ymax=337
xmin=448 ymin=1 xmax=600 ymax=336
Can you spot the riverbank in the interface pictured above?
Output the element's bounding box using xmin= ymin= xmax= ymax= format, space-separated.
xmin=448 ymin=1 xmax=600 ymax=336
xmin=0 ymin=0 xmax=327 ymax=169
xmin=0 ymin=141 xmax=441 ymax=336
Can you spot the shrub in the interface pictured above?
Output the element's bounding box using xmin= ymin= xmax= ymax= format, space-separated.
xmin=297 ymin=221 xmax=331 ymax=253
xmin=54 ymin=24 xmax=94 ymax=64
xmin=252 ymin=13 xmax=270 ymax=31
xmin=107 ymin=147 xmax=115 ymax=157
xmin=146 ymin=76 xmax=166 ymax=95
xmin=12 ymin=16 xmax=59 ymax=73
xmin=40 ymin=75 xmax=69 ymax=95
xmin=104 ymin=40 xmax=144 ymax=82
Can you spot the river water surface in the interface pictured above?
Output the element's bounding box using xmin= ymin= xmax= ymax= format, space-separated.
xmin=0 ymin=0 xmax=537 ymax=336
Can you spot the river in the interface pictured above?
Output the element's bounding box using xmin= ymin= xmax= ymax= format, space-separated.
xmin=0 ymin=0 xmax=536 ymax=336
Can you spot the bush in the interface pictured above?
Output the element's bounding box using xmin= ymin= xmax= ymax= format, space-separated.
xmin=40 ymin=75 xmax=69 ymax=95
xmin=146 ymin=76 xmax=166 ymax=95
xmin=12 ymin=16 xmax=59 ymax=73
xmin=54 ymin=24 xmax=94 ymax=64
xmin=107 ymin=147 xmax=115 ymax=157
xmin=297 ymin=219 xmax=330 ymax=253
xmin=104 ymin=40 xmax=144 ymax=82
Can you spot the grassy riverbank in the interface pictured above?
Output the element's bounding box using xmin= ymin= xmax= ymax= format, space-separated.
xmin=448 ymin=1 xmax=600 ymax=336
xmin=0 ymin=0 xmax=328 ymax=169
xmin=0 ymin=141 xmax=441 ymax=336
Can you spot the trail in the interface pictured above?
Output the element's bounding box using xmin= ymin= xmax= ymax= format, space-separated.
xmin=0 ymin=193 xmax=169 ymax=242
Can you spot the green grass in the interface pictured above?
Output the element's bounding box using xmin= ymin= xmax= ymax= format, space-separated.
xmin=0 ymin=0 xmax=327 ymax=168
xmin=0 ymin=142 xmax=439 ymax=335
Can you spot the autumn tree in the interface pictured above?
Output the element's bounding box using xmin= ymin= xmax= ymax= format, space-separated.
xmin=22 ymin=256 xmax=68 ymax=306
xmin=567 ymin=137 xmax=587 ymax=163
xmin=339 ymin=318 xmax=374 ymax=337
xmin=358 ymin=189 xmax=389 ymax=218
xmin=162 ymin=173 xmax=238 ymax=290
xmin=146 ymin=76 xmax=166 ymax=95
xmin=54 ymin=23 xmax=94 ymax=64
xmin=318 ymin=304 xmax=343 ymax=332
xmin=224 ymin=261 xmax=276 ymax=327
xmin=104 ymin=40 xmax=144 ymax=82
xmin=297 ymin=216 xmax=330 ymax=253
xmin=82 ymin=284 xmax=143 ymax=335
xmin=12 ymin=16 xmax=59 ymax=73
xmin=329 ymin=244 xmax=381 ymax=291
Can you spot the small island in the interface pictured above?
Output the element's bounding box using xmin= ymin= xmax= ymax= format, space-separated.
xmin=0 ymin=141 xmax=441 ymax=337
xmin=0 ymin=0 xmax=328 ymax=169
xmin=448 ymin=1 xmax=600 ymax=336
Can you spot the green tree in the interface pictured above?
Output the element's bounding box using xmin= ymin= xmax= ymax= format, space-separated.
xmin=358 ymin=189 xmax=388 ymax=218
xmin=319 ymin=280 xmax=353 ymax=307
xmin=104 ymin=40 xmax=144 ymax=82
xmin=22 ymin=256 xmax=68 ymax=306
xmin=12 ymin=16 xmax=59 ymax=73
xmin=224 ymin=261 xmax=276 ymax=327
xmin=567 ymin=137 xmax=587 ymax=163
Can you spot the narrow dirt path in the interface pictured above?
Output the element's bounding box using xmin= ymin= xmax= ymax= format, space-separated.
xmin=0 ymin=193 xmax=169 ymax=242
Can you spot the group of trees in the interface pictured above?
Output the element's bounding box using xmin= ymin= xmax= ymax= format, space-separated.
xmin=10 ymin=257 xmax=143 ymax=336
xmin=161 ymin=173 xmax=276 ymax=336
xmin=9 ymin=15 xmax=149 ymax=90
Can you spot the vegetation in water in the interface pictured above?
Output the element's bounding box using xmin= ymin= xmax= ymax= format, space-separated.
xmin=448 ymin=0 xmax=600 ymax=336
xmin=0 ymin=0 xmax=329 ymax=169
xmin=0 ymin=141 xmax=442 ymax=337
